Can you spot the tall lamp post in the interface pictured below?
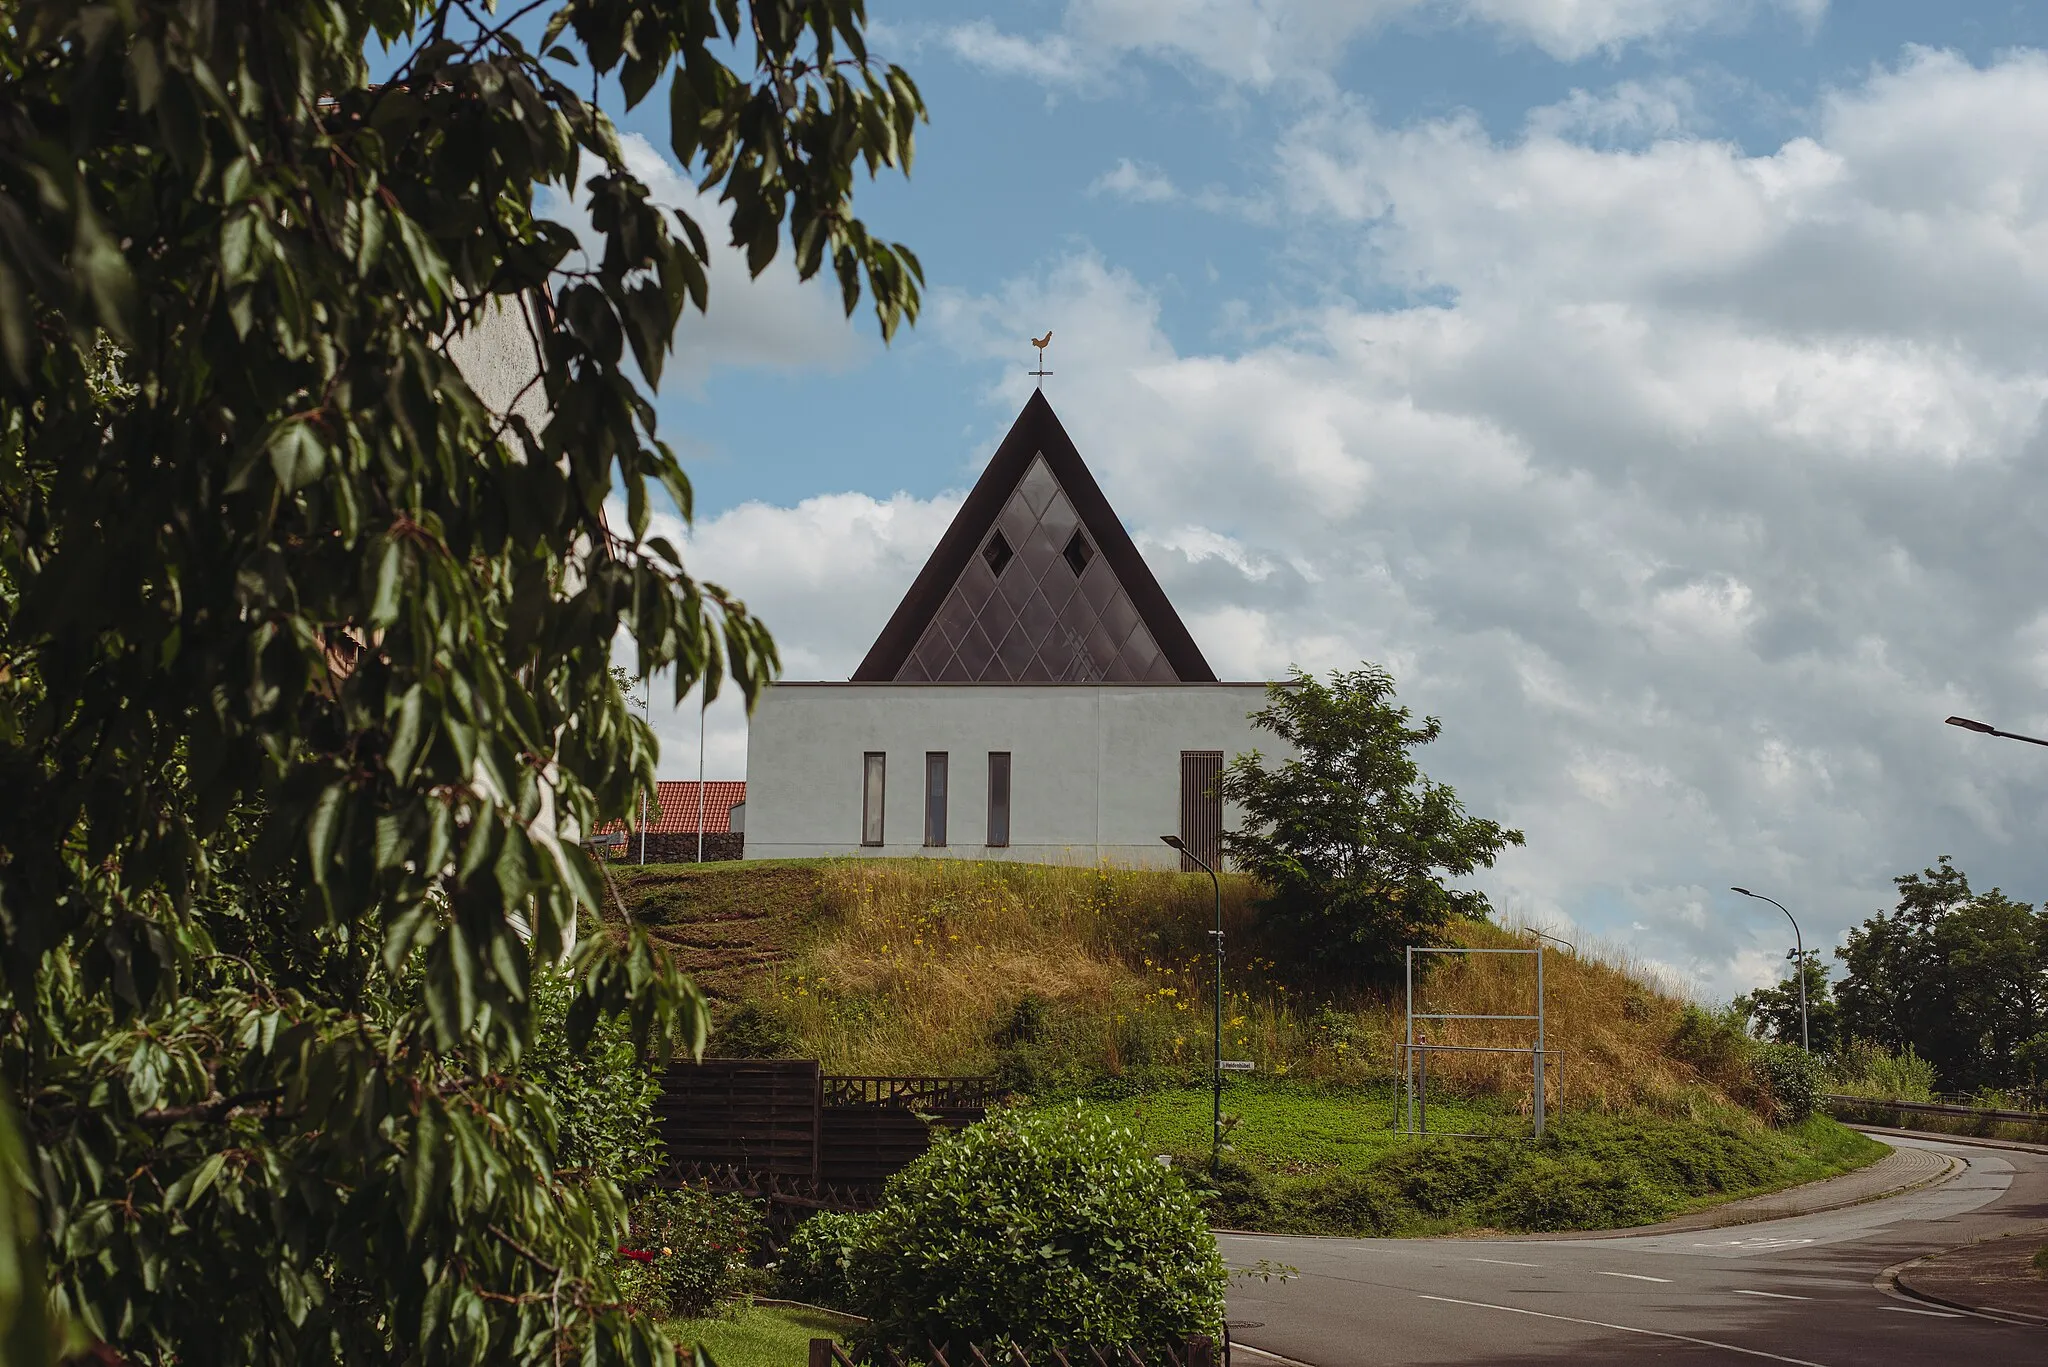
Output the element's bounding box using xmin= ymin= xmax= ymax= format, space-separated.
xmin=1730 ymin=887 xmax=1808 ymax=1053
xmin=1161 ymin=834 xmax=1224 ymax=1170
xmin=637 ymin=686 xmax=652 ymax=865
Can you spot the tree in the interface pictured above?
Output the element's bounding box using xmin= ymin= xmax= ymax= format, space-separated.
xmin=1835 ymin=858 xmax=2048 ymax=1093
xmin=1732 ymin=951 xmax=1841 ymax=1054
xmin=0 ymin=1 xmax=921 ymax=1361
xmin=1219 ymin=666 xmax=1524 ymax=980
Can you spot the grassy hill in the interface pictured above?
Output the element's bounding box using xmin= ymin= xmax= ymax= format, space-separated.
xmin=607 ymin=857 xmax=1884 ymax=1233
xmin=618 ymin=857 xmax=1762 ymax=1108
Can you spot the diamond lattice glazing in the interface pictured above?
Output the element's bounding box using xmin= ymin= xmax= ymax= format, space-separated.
xmin=899 ymin=454 xmax=1177 ymax=682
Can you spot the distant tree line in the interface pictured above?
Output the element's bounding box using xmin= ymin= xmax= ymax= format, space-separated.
xmin=1736 ymin=857 xmax=2048 ymax=1097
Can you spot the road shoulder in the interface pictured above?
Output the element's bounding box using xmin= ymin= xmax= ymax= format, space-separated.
xmin=1889 ymin=1230 xmax=2048 ymax=1324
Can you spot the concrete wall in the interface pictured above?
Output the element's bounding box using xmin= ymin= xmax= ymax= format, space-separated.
xmin=744 ymin=682 xmax=1280 ymax=868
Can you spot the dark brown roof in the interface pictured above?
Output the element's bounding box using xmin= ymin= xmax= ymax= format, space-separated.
xmin=852 ymin=391 xmax=1215 ymax=683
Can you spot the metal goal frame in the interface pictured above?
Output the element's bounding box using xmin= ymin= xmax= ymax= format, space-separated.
xmin=1402 ymin=945 xmax=1548 ymax=1140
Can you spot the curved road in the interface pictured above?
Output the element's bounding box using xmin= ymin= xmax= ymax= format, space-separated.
xmin=1219 ymin=1133 xmax=2048 ymax=1366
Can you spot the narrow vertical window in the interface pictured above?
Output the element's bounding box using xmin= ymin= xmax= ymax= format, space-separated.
xmin=925 ymin=752 xmax=949 ymax=847
xmin=861 ymin=753 xmax=886 ymax=846
xmin=987 ymin=752 xmax=1011 ymax=848
xmin=1179 ymin=751 xmax=1224 ymax=872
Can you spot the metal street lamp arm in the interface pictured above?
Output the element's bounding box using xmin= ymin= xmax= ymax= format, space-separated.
xmin=1946 ymin=715 xmax=2048 ymax=748
xmin=1730 ymin=886 xmax=1809 ymax=1052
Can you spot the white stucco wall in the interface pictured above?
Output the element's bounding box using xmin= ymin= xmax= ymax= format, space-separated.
xmin=744 ymin=682 xmax=1283 ymax=868
xmin=444 ymin=295 xmax=550 ymax=433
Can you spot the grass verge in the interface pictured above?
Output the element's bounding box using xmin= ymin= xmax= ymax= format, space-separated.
xmin=1032 ymin=1082 xmax=1887 ymax=1236
xmin=667 ymin=1302 xmax=860 ymax=1367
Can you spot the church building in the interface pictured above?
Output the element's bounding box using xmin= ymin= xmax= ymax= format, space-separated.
xmin=742 ymin=392 xmax=1278 ymax=871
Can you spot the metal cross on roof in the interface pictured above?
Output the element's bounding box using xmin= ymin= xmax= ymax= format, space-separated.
xmin=1029 ymin=329 xmax=1053 ymax=388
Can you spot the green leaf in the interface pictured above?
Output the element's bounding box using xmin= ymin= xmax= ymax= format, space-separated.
xmin=181 ymin=1152 xmax=228 ymax=1210
xmin=267 ymin=419 xmax=327 ymax=492
xmin=368 ymin=537 xmax=405 ymax=628
xmin=72 ymin=195 xmax=137 ymax=344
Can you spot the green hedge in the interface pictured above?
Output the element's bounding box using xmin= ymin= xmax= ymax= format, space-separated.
xmin=793 ymin=1106 xmax=1227 ymax=1352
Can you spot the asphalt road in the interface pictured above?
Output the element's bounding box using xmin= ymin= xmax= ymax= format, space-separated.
xmin=1219 ymin=1133 xmax=2048 ymax=1366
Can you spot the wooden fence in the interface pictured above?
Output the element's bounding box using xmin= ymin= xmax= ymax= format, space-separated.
xmin=654 ymin=1059 xmax=824 ymax=1182
xmin=655 ymin=1060 xmax=996 ymax=1209
xmin=809 ymin=1337 xmax=1220 ymax=1367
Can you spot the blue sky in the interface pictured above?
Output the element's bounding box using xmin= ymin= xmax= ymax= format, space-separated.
xmin=561 ymin=0 xmax=2048 ymax=999
xmin=634 ymin=2 xmax=2048 ymax=514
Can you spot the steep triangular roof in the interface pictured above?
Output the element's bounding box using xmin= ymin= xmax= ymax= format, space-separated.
xmin=853 ymin=391 xmax=1215 ymax=683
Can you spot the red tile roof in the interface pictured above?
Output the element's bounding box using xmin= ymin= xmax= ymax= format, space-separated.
xmin=640 ymin=780 xmax=745 ymax=834
xmin=589 ymin=781 xmax=745 ymax=842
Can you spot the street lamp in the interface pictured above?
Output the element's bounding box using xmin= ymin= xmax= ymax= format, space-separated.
xmin=1945 ymin=715 xmax=2048 ymax=749
xmin=1161 ymin=834 xmax=1224 ymax=1170
xmin=1730 ymin=887 xmax=1808 ymax=1052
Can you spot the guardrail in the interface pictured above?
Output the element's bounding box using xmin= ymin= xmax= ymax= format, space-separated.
xmin=1822 ymin=1093 xmax=2048 ymax=1125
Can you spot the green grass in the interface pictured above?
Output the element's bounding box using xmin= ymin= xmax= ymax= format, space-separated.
xmin=1034 ymin=1084 xmax=1887 ymax=1237
xmin=667 ymin=1303 xmax=860 ymax=1367
xmin=1079 ymin=1078 xmax=1516 ymax=1174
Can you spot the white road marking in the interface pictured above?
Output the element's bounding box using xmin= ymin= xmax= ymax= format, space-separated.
xmin=1465 ymin=1257 xmax=1541 ymax=1268
xmin=1880 ymin=1305 xmax=1963 ymax=1318
xmin=1228 ymin=1344 xmax=1321 ymax=1367
xmin=1595 ymin=1271 xmax=1671 ymax=1283
xmin=1733 ymin=1290 xmax=1811 ymax=1301
xmin=1692 ymin=1237 xmax=1817 ymax=1251
xmin=1414 ymin=1295 xmax=1833 ymax=1367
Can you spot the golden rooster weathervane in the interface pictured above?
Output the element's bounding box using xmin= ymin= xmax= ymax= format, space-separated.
xmin=1030 ymin=330 xmax=1053 ymax=389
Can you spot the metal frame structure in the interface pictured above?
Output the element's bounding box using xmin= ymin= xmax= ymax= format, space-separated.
xmin=1403 ymin=945 xmax=1548 ymax=1140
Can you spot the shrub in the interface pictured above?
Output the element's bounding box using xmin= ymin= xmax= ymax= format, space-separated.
xmin=1669 ymin=1004 xmax=1764 ymax=1107
xmin=522 ymin=967 xmax=665 ymax=1186
xmin=1484 ymin=1153 xmax=1672 ymax=1231
xmin=852 ymin=1105 xmax=1226 ymax=1352
xmin=715 ymin=1002 xmax=799 ymax=1058
xmin=1751 ymin=1044 xmax=1824 ymax=1123
xmin=619 ymin=1187 xmax=763 ymax=1317
xmin=1827 ymin=1040 xmax=1937 ymax=1102
xmin=775 ymin=1210 xmax=876 ymax=1309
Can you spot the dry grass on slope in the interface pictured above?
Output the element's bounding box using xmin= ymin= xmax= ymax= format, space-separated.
xmin=646 ymin=858 xmax=1750 ymax=1116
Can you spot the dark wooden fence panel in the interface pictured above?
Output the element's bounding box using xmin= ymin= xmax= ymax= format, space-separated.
xmin=821 ymin=1108 xmax=945 ymax=1187
xmin=655 ymin=1058 xmax=822 ymax=1181
xmin=655 ymin=1061 xmax=995 ymax=1204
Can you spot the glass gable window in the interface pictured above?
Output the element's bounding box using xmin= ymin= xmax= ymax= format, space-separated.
xmin=987 ymin=752 xmax=1011 ymax=848
xmin=925 ymin=752 xmax=949 ymax=847
xmin=861 ymin=753 xmax=886 ymax=846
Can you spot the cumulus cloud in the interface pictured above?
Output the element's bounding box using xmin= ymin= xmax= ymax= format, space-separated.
xmin=940 ymin=0 xmax=1827 ymax=91
xmin=658 ymin=47 xmax=2048 ymax=999
xmin=539 ymin=133 xmax=865 ymax=392
xmin=1090 ymin=158 xmax=1182 ymax=203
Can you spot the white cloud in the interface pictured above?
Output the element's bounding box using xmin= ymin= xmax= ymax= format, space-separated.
xmin=940 ymin=0 xmax=1826 ymax=91
xmin=942 ymin=20 xmax=1097 ymax=85
xmin=1090 ymin=158 xmax=1182 ymax=203
xmin=540 ymin=133 xmax=865 ymax=392
xmin=1524 ymin=77 xmax=1704 ymax=144
xmin=675 ymin=47 xmax=2048 ymax=1000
